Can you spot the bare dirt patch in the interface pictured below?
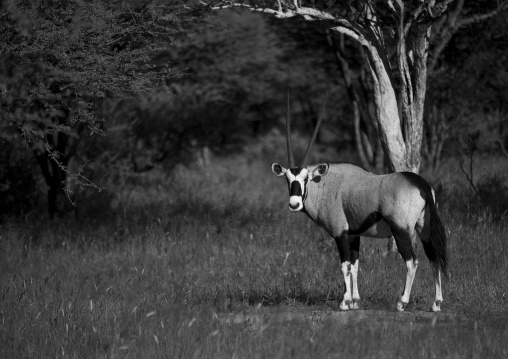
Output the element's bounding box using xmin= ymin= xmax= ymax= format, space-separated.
xmin=219 ymin=308 xmax=471 ymax=331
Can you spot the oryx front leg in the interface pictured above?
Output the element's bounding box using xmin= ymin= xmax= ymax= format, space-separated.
xmin=350 ymin=260 xmax=360 ymax=309
xmin=340 ymin=261 xmax=352 ymax=310
xmin=335 ymin=233 xmax=355 ymax=311
xmin=349 ymin=236 xmax=361 ymax=309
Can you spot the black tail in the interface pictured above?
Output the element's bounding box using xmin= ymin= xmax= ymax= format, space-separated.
xmin=401 ymin=172 xmax=448 ymax=276
xmin=427 ymin=196 xmax=448 ymax=276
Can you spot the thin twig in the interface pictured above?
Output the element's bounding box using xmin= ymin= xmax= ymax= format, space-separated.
xmin=459 ymin=156 xmax=479 ymax=194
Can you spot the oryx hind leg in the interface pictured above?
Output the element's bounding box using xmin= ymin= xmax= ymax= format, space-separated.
xmin=421 ymin=238 xmax=444 ymax=312
xmin=391 ymin=226 xmax=418 ymax=312
xmin=431 ymin=261 xmax=443 ymax=312
xmin=417 ymin=210 xmax=444 ymax=312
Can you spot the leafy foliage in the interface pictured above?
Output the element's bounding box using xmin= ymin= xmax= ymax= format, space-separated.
xmin=115 ymin=8 xmax=344 ymax=173
xmin=0 ymin=0 xmax=181 ymax=215
xmin=425 ymin=0 xmax=508 ymax=163
xmin=1 ymin=0 xmax=179 ymax=146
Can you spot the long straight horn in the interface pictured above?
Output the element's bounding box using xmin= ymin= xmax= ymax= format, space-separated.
xmin=286 ymin=89 xmax=296 ymax=168
xmin=301 ymin=90 xmax=330 ymax=167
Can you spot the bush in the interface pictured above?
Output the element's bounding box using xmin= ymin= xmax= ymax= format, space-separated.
xmin=476 ymin=174 xmax=508 ymax=222
xmin=439 ymin=171 xmax=508 ymax=224
xmin=0 ymin=140 xmax=40 ymax=217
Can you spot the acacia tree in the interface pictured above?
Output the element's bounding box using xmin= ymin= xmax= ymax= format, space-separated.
xmin=323 ymin=0 xmax=508 ymax=173
xmin=0 ymin=0 xmax=180 ymax=217
xmin=203 ymin=0 xmax=507 ymax=173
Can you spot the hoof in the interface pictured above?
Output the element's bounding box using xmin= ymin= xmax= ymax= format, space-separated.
xmin=349 ymin=299 xmax=360 ymax=310
xmin=396 ymin=300 xmax=407 ymax=312
xmin=432 ymin=300 xmax=442 ymax=312
xmin=340 ymin=300 xmax=350 ymax=311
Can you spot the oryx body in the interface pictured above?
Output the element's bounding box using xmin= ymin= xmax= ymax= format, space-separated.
xmin=271 ymin=93 xmax=447 ymax=312
xmin=302 ymin=163 xmax=432 ymax=241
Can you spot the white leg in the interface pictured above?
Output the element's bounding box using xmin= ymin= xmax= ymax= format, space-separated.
xmin=340 ymin=261 xmax=352 ymax=311
xmin=432 ymin=262 xmax=443 ymax=312
xmin=396 ymin=259 xmax=418 ymax=312
xmin=350 ymin=260 xmax=360 ymax=309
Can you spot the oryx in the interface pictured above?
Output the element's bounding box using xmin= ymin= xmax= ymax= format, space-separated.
xmin=271 ymin=94 xmax=447 ymax=312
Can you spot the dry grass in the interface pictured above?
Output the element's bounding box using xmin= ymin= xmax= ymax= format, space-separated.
xmin=1 ymin=154 xmax=508 ymax=358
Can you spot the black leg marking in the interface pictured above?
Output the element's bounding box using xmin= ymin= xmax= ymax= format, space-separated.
xmin=335 ymin=233 xmax=350 ymax=263
xmin=391 ymin=227 xmax=415 ymax=262
xmin=350 ymin=236 xmax=360 ymax=265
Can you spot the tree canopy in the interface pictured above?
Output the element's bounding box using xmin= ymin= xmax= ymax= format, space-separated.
xmin=203 ymin=0 xmax=508 ymax=173
xmin=0 ymin=0 xmax=181 ymax=216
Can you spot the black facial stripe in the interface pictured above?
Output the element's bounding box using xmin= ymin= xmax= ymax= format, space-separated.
xmin=290 ymin=181 xmax=302 ymax=197
xmin=290 ymin=167 xmax=302 ymax=176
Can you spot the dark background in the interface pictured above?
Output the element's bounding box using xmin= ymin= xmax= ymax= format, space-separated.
xmin=1 ymin=0 xmax=507 ymax=219
xmin=1 ymin=2 xmax=508 ymax=357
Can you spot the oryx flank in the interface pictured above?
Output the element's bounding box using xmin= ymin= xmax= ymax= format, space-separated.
xmin=271 ymin=94 xmax=447 ymax=312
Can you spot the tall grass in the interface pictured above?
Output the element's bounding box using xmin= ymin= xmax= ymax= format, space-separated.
xmin=1 ymin=152 xmax=508 ymax=358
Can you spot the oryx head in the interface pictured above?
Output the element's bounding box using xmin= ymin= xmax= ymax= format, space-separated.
xmin=271 ymin=91 xmax=330 ymax=212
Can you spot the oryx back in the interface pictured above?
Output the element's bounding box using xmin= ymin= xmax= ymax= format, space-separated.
xmin=303 ymin=163 xmax=428 ymax=239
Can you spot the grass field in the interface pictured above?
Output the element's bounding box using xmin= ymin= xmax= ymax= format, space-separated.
xmin=1 ymin=153 xmax=508 ymax=358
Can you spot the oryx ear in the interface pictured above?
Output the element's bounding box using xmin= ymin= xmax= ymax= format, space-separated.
xmin=271 ymin=163 xmax=287 ymax=177
xmin=309 ymin=163 xmax=329 ymax=181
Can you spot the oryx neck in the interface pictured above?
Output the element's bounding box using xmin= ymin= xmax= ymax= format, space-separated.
xmin=300 ymin=164 xmax=327 ymax=220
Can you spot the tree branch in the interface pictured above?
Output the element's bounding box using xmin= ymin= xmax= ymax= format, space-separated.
xmin=459 ymin=157 xmax=479 ymax=195
xmin=428 ymin=0 xmax=464 ymax=74
xmin=206 ymin=2 xmax=335 ymax=20
xmin=427 ymin=0 xmax=456 ymax=19
xmin=458 ymin=1 xmax=508 ymax=28
xmin=331 ymin=24 xmax=368 ymax=47
xmin=429 ymin=0 xmax=508 ymax=74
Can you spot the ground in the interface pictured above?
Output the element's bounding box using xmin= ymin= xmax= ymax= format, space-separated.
xmin=1 ymin=156 xmax=507 ymax=358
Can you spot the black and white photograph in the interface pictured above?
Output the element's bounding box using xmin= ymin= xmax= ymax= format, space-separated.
xmin=1 ymin=0 xmax=507 ymax=357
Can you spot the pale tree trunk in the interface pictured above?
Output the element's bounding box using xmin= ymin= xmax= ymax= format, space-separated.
xmin=329 ymin=16 xmax=417 ymax=172
xmin=399 ymin=19 xmax=430 ymax=173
